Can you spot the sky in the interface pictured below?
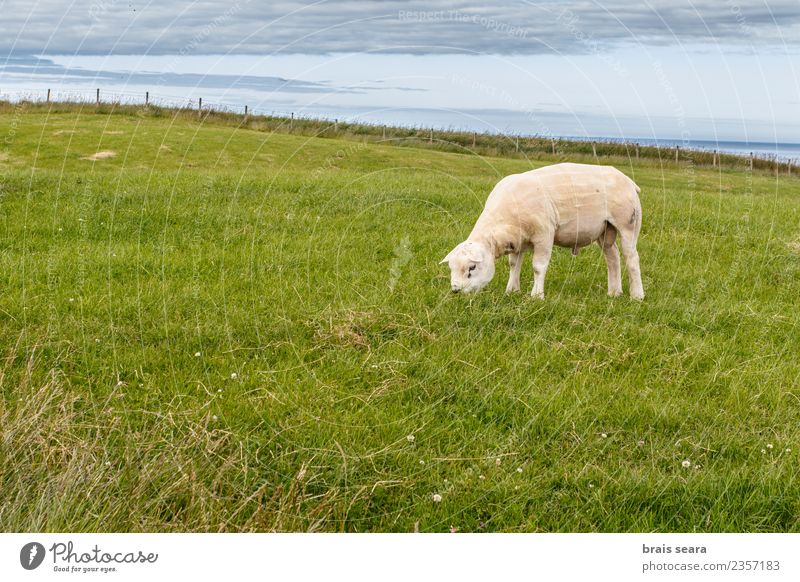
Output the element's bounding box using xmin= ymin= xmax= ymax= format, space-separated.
xmin=1 ymin=1 xmax=799 ymax=144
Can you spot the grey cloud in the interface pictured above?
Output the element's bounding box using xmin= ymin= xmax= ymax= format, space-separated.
xmin=1 ymin=0 xmax=799 ymax=55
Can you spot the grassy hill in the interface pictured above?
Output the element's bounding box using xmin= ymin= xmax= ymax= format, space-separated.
xmin=1 ymin=106 xmax=800 ymax=532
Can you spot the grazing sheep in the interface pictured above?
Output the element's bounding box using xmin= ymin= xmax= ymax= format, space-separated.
xmin=441 ymin=162 xmax=644 ymax=299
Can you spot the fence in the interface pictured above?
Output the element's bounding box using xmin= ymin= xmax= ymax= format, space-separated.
xmin=0 ymin=86 xmax=796 ymax=175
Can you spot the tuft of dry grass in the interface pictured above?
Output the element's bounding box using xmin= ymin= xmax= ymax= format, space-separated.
xmin=0 ymin=343 xmax=334 ymax=532
xmin=80 ymin=150 xmax=116 ymax=161
xmin=310 ymin=311 xmax=382 ymax=350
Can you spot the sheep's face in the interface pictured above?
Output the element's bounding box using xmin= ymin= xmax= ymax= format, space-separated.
xmin=441 ymin=241 xmax=495 ymax=293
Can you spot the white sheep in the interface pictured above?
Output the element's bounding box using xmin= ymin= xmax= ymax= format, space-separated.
xmin=441 ymin=162 xmax=644 ymax=299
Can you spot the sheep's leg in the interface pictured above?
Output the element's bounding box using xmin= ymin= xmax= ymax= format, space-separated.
xmin=506 ymin=252 xmax=523 ymax=293
xmin=619 ymin=229 xmax=644 ymax=300
xmin=530 ymin=240 xmax=553 ymax=299
xmin=598 ymin=224 xmax=622 ymax=297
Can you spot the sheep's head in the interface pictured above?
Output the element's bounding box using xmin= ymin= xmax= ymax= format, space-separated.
xmin=440 ymin=240 xmax=495 ymax=293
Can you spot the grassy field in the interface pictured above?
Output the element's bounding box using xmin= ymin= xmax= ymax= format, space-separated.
xmin=1 ymin=105 xmax=800 ymax=532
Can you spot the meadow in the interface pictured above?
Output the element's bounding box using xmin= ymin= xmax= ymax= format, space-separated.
xmin=1 ymin=103 xmax=799 ymax=532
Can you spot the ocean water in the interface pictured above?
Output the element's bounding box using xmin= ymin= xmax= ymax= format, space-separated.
xmin=578 ymin=137 xmax=800 ymax=161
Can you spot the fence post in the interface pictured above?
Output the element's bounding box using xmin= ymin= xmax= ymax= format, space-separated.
xmin=244 ymin=105 xmax=248 ymax=116
xmin=290 ymin=112 xmax=294 ymax=130
xmin=382 ymin=126 xmax=386 ymax=140
xmin=789 ymin=159 xmax=792 ymax=176
xmin=198 ymin=98 xmax=203 ymax=117
xmin=712 ymin=150 xmax=716 ymax=167
xmin=145 ymin=91 xmax=149 ymax=106
xmin=675 ymin=146 xmax=679 ymax=162
xmin=334 ymin=119 xmax=338 ymax=131
xmin=551 ymin=140 xmax=556 ymax=155
xmin=96 ymin=88 xmax=100 ymax=104
xmin=46 ymin=88 xmax=51 ymax=102
xmin=472 ymin=132 xmax=476 ymax=147
xmin=429 ymin=128 xmax=433 ymax=143
xmin=635 ymin=144 xmax=639 ymax=159
xmin=591 ymin=142 xmax=597 ymax=160
xmin=749 ymin=152 xmax=753 ymax=171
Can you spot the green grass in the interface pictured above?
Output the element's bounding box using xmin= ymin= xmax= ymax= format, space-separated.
xmin=1 ymin=106 xmax=800 ymax=532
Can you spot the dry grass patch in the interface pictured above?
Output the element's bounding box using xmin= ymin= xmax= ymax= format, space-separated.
xmin=0 ymin=344 xmax=333 ymax=532
xmin=81 ymin=150 xmax=116 ymax=161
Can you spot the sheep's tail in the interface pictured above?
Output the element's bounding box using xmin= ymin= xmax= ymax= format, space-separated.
xmin=630 ymin=183 xmax=643 ymax=237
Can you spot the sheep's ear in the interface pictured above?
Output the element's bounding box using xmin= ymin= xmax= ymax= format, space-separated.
xmin=440 ymin=248 xmax=455 ymax=265
xmin=465 ymin=250 xmax=483 ymax=263
xmin=462 ymin=241 xmax=484 ymax=263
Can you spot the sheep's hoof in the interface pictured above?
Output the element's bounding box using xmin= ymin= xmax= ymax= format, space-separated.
xmin=531 ymin=292 xmax=545 ymax=300
xmin=630 ymin=291 xmax=645 ymax=301
xmin=506 ymin=287 xmax=520 ymax=294
xmin=608 ymin=289 xmax=623 ymax=298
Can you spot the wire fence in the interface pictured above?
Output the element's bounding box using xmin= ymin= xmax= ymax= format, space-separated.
xmin=1 ymin=86 xmax=796 ymax=174
xmin=0 ymin=87 xmax=300 ymax=119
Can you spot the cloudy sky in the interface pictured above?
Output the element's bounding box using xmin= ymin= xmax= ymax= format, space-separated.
xmin=2 ymin=1 xmax=799 ymax=144
xmin=3 ymin=0 xmax=800 ymax=55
